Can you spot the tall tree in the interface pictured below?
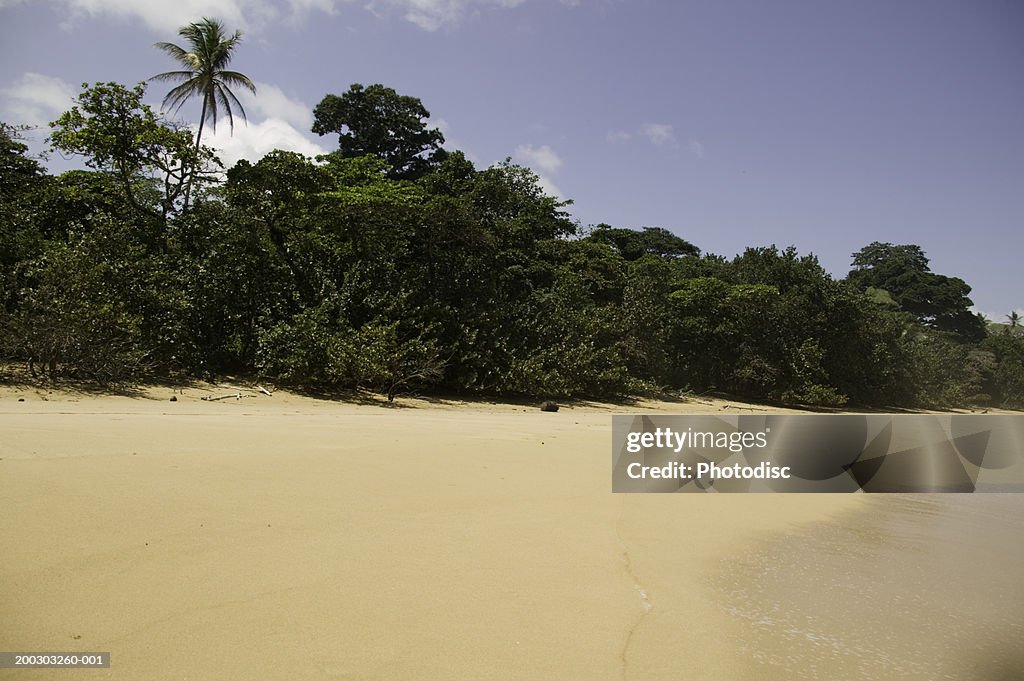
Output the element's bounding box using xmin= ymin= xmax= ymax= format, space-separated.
xmin=312 ymin=83 xmax=445 ymax=180
xmin=151 ymin=17 xmax=255 ymax=207
xmin=1 ymin=123 xmax=48 ymax=316
xmin=587 ymin=224 xmax=700 ymax=261
xmin=49 ymin=82 xmax=209 ymax=223
xmin=1007 ymin=311 xmax=1022 ymax=336
xmin=847 ymin=242 xmax=986 ymax=341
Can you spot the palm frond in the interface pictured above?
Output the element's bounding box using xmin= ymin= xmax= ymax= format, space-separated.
xmin=149 ymin=70 xmax=195 ymax=84
xmin=161 ymin=80 xmax=203 ymax=112
xmin=154 ymin=41 xmax=189 ymax=61
xmin=155 ymin=42 xmax=200 ymax=71
xmin=151 ymin=17 xmax=255 ymax=137
xmin=215 ymin=84 xmax=248 ymax=131
xmin=217 ymin=70 xmax=256 ymax=93
xmin=204 ymin=90 xmax=220 ymax=129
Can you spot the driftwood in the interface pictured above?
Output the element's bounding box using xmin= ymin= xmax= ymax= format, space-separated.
xmin=199 ymin=383 xmax=273 ymax=402
xmin=218 ymin=384 xmax=273 ymax=396
xmin=201 ymin=392 xmax=251 ymax=401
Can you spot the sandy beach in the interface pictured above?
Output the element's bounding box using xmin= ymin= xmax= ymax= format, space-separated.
xmin=1 ymin=385 xmax=1021 ymax=680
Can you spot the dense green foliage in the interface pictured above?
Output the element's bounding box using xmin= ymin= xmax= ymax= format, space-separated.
xmin=1 ymin=82 xmax=1020 ymax=407
xmin=848 ymin=241 xmax=987 ymax=341
xmin=312 ymin=83 xmax=446 ymax=180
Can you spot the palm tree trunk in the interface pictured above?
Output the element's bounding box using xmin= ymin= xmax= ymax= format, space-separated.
xmin=184 ymin=97 xmax=208 ymax=210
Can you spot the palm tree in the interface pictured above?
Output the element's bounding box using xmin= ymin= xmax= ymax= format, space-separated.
xmin=151 ymin=17 xmax=255 ymax=207
xmin=1007 ymin=311 xmax=1022 ymax=335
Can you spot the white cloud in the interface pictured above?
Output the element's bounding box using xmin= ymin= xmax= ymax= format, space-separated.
xmin=688 ymin=138 xmax=705 ymax=159
xmin=640 ymin=122 xmax=675 ymax=147
xmin=513 ymin=143 xmax=562 ymax=175
xmin=152 ymin=78 xmax=324 ymax=166
xmin=512 ymin=143 xmax=564 ymax=199
xmin=155 ymin=80 xmax=313 ymax=132
xmin=430 ymin=117 xmax=450 ymax=137
xmin=0 ymin=69 xmax=326 ymax=167
xmin=287 ymin=0 xmax=339 ymax=13
xmin=975 ymin=308 xmax=1024 ymax=324
xmin=28 ymin=0 xmax=578 ymax=34
xmin=27 ymin=0 xmax=333 ymax=33
xmin=610 ymin=125 xmax=704 ymax=157
xmin=368 ymin=0 xmax=529 ymax=31
xmin=0 ymin=72 xmax=77 ymax=128
xmin=427 ymin=118 xmax=482 ymax=165
xmin=200 ymin=116 xmax=327 ymax=166
xmin=54 ymin=0 xmax=259 ymax=33
xmin=367 ymin=0 xmax=455 ymax=32
xmin=533 ymin=173 xmax=563 ymax=200
xmin=240 ymin=81 xmax=313 ymax=129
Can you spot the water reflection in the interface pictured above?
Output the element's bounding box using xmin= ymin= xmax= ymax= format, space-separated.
xmin=713 ymin=495 xmax=1024 ymax=680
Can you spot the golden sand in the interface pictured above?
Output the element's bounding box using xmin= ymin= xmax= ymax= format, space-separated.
xmin=1 ymin=385 xmax=1018 ymax=679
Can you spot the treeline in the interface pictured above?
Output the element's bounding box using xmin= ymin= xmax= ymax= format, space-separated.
xmin=1 ymin=82 xmax=1022 ymax=408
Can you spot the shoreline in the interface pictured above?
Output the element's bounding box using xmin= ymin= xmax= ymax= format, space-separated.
xmin=1 ymin=378 xmax=1009 ymax=416
xmin=707 ymin=494 xmax=1024 ymax=679
xmin=0 ymin=380 xmax=822 ymax=418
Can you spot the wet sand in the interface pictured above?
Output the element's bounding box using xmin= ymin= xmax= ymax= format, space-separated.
xmin=710 ymin=494 xmax=1024 ymax=680
xmin=1 ymin=386 xmax=1020 ymax=679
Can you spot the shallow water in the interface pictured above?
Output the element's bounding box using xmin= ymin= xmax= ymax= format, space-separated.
xmin=712 ymin=495 xmax=1024 ymax=680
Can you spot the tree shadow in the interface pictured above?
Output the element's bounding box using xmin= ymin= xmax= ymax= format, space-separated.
xmin=282 ymin=385 xmax=418 ymax=409
xmin=0 ymin=363 xmax=150 ymax=398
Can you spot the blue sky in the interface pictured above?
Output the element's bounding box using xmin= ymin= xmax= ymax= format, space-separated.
xmin=1 ymin=0 xmax=1021 ymax=319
